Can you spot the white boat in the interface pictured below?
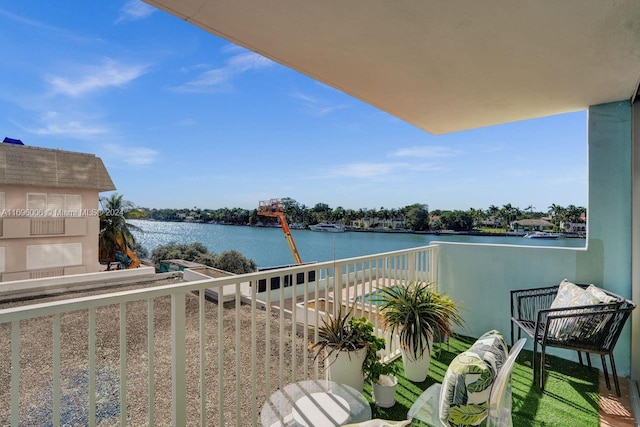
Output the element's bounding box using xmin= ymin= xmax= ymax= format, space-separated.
xmin=309 ymin=222 xmax=346 ymax=232
xmin=523 ymin=231 xmax=564 ymax=239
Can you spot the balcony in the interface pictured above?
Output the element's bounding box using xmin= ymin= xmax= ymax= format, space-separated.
xmin=30 ymin=218 xmax=65 ymax=235
xmin=0 ymin=217 xmax=87 ymax=239
xmin=0 ymin=245 xmax=635 ymax=426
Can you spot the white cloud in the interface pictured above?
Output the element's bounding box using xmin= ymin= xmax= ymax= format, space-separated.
xmin=0 ymin=9 xmax=102 ymax=44
xmin=46 ymin=59 xmax=147 ymax=98
xmin=124 ymin=147 xmax=160 ymax=165
xmin=392 ymin=145 xmax=460 ymax=159
xmin=323 ymin=162 xmax=405 ymax=179
xmin=21 ymin=111 xmax=109 ymax=139
xmin=227 ymin=52 xmax=274 ymax=72
xmin=176 ymin=118 xmax=196 ymax=126
xmin=173 ymin=50 xmax=275 ymax=93
xmin=320 ymin=159 xmax=446 ymax=180
xmin=292 ymin=91 xmax=349 ymax=117
xmin=480 ymin=144 xmax=505 ymax=153
xmin=104 ymin=144 xmax=159 ymax=166
xmin=221 ymin=44 xmax=245 ymax=54
xmin=504 ymin=169 xmax=533 ymax=178
xmin=116 ymin=0 xmax=155 ymax=24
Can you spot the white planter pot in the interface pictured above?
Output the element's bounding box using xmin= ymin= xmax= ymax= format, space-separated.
xmin=372 ymin=374 xmax=398 ymax=408
xmin=401 ymin=336 xmax=434 ymax=382
xmin=326 ymin=347 xmax=367 ymax=392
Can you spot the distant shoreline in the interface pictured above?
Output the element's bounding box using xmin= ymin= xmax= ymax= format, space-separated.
xmin=132 ymin=218 xmax=586 ymax=239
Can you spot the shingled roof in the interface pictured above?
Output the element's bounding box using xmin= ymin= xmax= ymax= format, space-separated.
xmin=0 ymin=143 xmax=115 ymax=191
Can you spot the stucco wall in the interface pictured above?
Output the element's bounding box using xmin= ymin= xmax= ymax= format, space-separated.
xmin=632 ymin=100 xmax=640 ymax=381
xmin=438 ymin=101 xmax=634 ymax=376
xmin=0 ymin=186 xmax=103 ymax=278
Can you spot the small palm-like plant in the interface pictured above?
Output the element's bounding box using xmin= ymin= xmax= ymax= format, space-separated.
xmin=313 ymin=306 xmax=384 ymax=370
xmin=379 ymin=281 xmax=464 ymax=361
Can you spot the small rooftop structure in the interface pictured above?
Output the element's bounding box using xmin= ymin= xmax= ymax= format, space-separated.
xmin=2 ymin=137 xmax=23 ymax=145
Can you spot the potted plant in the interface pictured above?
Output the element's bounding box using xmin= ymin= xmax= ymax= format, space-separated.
xmin=378 ymin=281 xmax=464 ymax=382
xmin=313 ymin=307 xmax=384 ymax=392
xmin=363 ymin=343 xmax=400 ymax=407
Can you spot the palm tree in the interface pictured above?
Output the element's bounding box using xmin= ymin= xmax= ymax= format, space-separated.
xmin=525 ymin=205 xmax=536 ymax=217
xmin=99 ymin=193 xmax=142 ymax=270
xmin=500 ymin=203 xmax=517 ymax=231
xmin=565 ymin=205 xmax=585 ymax=223
xmin=548 ymin=204 xmax=567 ymax=229
xmin=487 ymin=205 xmax=500 ymax=227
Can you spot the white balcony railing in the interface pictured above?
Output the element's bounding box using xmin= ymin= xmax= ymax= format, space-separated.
xmin=0 ymin=245 xmax=437 ymax=426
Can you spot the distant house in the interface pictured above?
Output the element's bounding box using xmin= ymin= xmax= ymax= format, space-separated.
xmin=562 ymin=222 xmax=587 ymax=233
xmin=510 ymin=219 xmax=554 ymax=231
xmin=0 ymin=142 xmax=115 ymax=281
xmin=351 ymin=216 xmax=406 ymax=229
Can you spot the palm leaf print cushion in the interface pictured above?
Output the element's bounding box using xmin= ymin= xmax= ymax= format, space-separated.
xmin=438 ymin=331 xmax=508 ymax=426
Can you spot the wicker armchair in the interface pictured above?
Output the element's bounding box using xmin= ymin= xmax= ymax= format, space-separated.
xmin=510 ymin=284 xmax=635 ymax=396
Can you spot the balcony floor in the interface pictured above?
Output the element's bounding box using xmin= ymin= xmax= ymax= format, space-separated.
xmin=361 ymin=335 xmax=636 ymax=426
xmin=599 ymin=373 xmax=635 ymax=427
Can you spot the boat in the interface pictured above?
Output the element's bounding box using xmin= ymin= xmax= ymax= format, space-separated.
xmin=523 ymin=231 xmax=564 ymax=239
xmin=309 ymin=222 xmax=346 ymax=232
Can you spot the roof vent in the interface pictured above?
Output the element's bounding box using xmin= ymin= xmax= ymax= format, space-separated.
xmin=3 ymin=137 xmax=24 ymax=145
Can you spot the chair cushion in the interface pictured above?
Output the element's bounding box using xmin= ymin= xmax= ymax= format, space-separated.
xmin=585 ymin=284 xmax=617 ymax=303
xmin=550 ymin=279 xmax=600 ymax=309
xmin=548 ymin=280 xmax=613 ymax=340
xmin=472 ymin=330 xmax=509 ymax=374
xmin=438 ymin=351 xmax=494 ymax=426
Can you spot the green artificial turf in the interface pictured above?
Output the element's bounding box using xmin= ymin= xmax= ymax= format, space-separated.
xmin=361 ymin=335 xmax=600 ymax=426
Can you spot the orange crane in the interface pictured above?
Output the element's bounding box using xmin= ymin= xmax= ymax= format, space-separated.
xmin=257 ymin=199 xmax=303 ymax=264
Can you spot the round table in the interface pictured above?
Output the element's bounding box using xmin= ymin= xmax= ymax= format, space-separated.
xmin=261 ymin=380 xmax=372 ymax=426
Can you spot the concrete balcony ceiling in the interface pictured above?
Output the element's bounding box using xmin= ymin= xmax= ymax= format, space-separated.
xmin=144 ymin=0 xmax=640 ymax=134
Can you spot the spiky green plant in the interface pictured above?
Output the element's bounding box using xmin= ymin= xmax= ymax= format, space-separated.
xmin=378 ymin=282 xmax=464 ymax=361
xmin=312 ymin=306 xmax=385 ymax=373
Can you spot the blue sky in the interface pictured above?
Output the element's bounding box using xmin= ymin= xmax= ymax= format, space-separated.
xmin=0 ymin=1 xmax=587 ymax=212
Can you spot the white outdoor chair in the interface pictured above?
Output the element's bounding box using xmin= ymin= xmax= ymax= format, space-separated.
xmin=407 ymin=338 xmax=526 ymax=427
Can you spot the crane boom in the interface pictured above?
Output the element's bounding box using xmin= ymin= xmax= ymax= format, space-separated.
xmin=258 ymin=199 xmax=303 ymax=264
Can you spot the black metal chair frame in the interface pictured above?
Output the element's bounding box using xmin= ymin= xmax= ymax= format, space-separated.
xmin=510 ymin=284 xmax=635 ymax=396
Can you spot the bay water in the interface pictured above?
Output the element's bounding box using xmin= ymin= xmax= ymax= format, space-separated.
xmin=129 ymin=220 xmax=585 ymax=269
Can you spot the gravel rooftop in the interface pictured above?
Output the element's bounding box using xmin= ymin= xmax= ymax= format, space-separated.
xmin=0 ymin=278 xmax=315 ymax=426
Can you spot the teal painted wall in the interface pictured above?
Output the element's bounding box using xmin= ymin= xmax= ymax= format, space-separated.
xmin=438 ymin=101 xmax=633 ymax=376
xmin=588 ymin=101 xmax=632 ymax=296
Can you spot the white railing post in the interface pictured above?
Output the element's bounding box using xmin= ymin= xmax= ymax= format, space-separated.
xmin=409 ymin=252 xmax=416 ymax=283
xmin=198 ymin=290 xmax=206 ymax=427
xmin=147 ymin=299 xmax=155 ymax=426
xmin=171 ymin=293 xmax=186 ymax=427
xmin=11 ymin=321 xmax=19 ymax=426
xmin=89 ymin=308 xmax=97 ymax=426
xmin=119 ymin=303 xmax=127 ymax=426
xmin=53 ymin=314 xmax=61 ymax=427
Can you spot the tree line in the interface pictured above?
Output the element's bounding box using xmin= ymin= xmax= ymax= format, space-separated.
xmin=128 ymin=198 xmax=586 ymax=233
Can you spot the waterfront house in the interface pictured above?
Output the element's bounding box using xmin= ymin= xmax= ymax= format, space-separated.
xmin=563 ymin=221 xmax=587 ymax=234
xmin=2 ymin=1 xmax=640 ymax=425
xmin=0 ymin=142 xmax=115 ymax=281
xmin=511 ymin=219 xmax=554 ymax=233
